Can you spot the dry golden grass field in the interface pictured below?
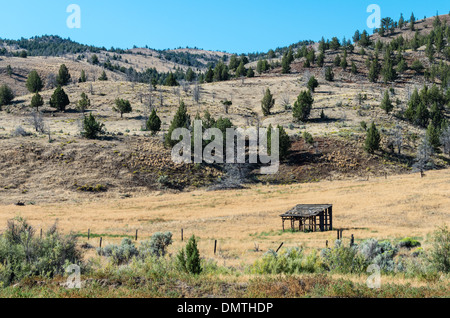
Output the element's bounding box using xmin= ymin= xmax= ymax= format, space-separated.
xmin=1 ymin=168 xmax=449 ymax=268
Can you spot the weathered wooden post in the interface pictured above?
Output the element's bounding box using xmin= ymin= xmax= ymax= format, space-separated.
xmin=214 ymin=240 xmax=217 ymax=255
xmin=326 ymin=240 xmax=329 ymax=248
xmin=135 ymin=229 xmax=138 ymax=241
xmin=276 ymin=242 xmax=284 ymax=253
xmin=181 ymin=228 xmax=184 ymax=241
xmin=40 ymin=229 xmax=42 ymax=240
xmin=350 ymin=234 xmax=354 ymax=247
xmin=99 ymin=237 xmax=103 ymax=248
xmin=88 ymin=229 xmax=90 ymax=240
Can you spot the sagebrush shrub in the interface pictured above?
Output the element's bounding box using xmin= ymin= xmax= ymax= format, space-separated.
xmin=0 ymin=217 xmax=82 ymax=286
xmin=139 ymin=232 xmax=173 ymax=259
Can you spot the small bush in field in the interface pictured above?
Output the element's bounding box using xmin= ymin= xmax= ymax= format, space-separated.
xmin=398 ymin=237 xmax=421 ymax=249
xmin=98 ymin=238 xmax=138 ymax=265
xmin=429 ymin=225 xmax=450 ymax=273
xmin=139 ymin=232 xmax=173 ymax=258
xmin=0 ymin=217 xmax=82 ymax=287
xmin=177 ymin=235 xmax=202 ymax=275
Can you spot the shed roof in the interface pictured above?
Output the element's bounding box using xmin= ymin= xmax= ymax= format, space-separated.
xmin=280 ymin=204 xmax=332 ymax=218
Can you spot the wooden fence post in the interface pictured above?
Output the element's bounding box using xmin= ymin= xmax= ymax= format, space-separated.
xmin=135 ymin=229 xmax=138 ymax=241
xmin=276 ymin=242 xmax=284 ymax=253
xmin=88 ymin=229 xmax=90 ymax=240
xmin=40 ymin=229 xmax=42 ymax=240
xmin=326 ymin=240 xmax=328 ymax=248
xmin=214 ymin=240 xmax=217 ymax=255
xmin=99 ymin=237 xmax=102 ymax=249
xmin=350 ymin=234 xmax=354 ymax=247
xmin=181 ymin=229 xmax=184 ymax=242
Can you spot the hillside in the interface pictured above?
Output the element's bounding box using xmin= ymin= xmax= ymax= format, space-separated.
xmin=0 ymin=15 xmax=449 ymax=204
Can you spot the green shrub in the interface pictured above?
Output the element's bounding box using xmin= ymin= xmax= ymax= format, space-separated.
xmin=398 ymin=237 xmax=421 ymax=249
xmin=98 ymin=238 xmax=138 ymax=265
xmin=0 ymin=217 xmax=83 ymax=286
xmin=139 ymin=232 xmax=173 ymax=258
xmin=177 ymin=235 xmax=202 ymax=275
xmin=251 ymin=248 xmax=321 ymax=274
xmin=429 ymin=225 xmax=450 ymax=273
xmin=320 ymin=240 xmax=367 ymax=274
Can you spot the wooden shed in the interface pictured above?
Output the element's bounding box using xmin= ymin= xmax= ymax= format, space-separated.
xmin=280 ymin=204 xmax=333 ymax=232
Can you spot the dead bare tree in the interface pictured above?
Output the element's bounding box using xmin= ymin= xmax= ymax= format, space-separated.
xmin=441 ymin=125 xmax=450 ymax=155
xmin=28 ymin=111 xmax=46 ymax=133
xmin=192 ymin=81 xmax=200 ymax=105
xmin=281 ymin=91 xmax=291 ymax=109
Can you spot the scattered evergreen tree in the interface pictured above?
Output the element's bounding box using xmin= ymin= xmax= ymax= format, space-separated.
xmin=204 ymin=67 xmax=214 ymax=83
xmin=340 ymin=51 xmax=348 ymax=70
xmin=411 ymin=60 xmax=424 ymax=74
xmin=382 ymin=48 xmax=397 ymax=83
xmin=186 ymin=68 xmax=195 ymax=82
xmin=410 ymin=12 xmax=416 ymax=31
xmin=307 ymin=76 xmax=319 ymax=92
xmin=426 ymin=122 xmax=441 ymax=151
xmin=0 ymin=84 xmax=14 ymax=108
xmin=261 ymin=88 xmax=275 ymax=116
xmin=81 ymin=113 xmax=105 ymax=139
xmin=165 ymin=100 xmax=190 ymax=147
xmin=267 ymin=124 xmax=291 ymax=160
xmin=30 ymin=92 xmax=44 ymax=111
xmin=364 ymin=122 xmax=381 ymax=154
xmin=91 ymin=54 xmax=99 ymax=65
xmin=351 ymin=61 xmax=357 ymax=74
xmin=325 ymin=66 xmax=334 ymax=81
xmin=6 ymin=65 xmax=12 ymax=77
xmin=49 ymin=86 xmax=70 ymax=112
xmin=177 ymin=235 xmax=202 ymax=275
xmin=293 ymin=90 xmax=314 ymax=122
xmin=146 ymin=109 xmax=161 ymax=135
xmin=368 ymin=56 xmax=380 ymax=83
xmin=98 ymin=71 xmax=108 ymax=81
xmin=113 ymin=98 xmax=132 ymax=118
xmin=317 ymin=52 xmax=325 ymax=67
xmin=165 ymin=72 xmax=178 ymax=86
xmin=77 ymin=92 xmax=90 ymax=113
xmin=235 ymin=60 xmax=246 ymax=77
xmin=56 ymin=64 xmax=71 ymax=86
xmin=79 ymin=70 xmax=87 ymax=83
xmin=380 ymin=90 xmax=394 ymax=114
xmin=247 ymin=67 xmax=255 ymax=78
xmin=26 ymin=70 xmax=44 ymax=93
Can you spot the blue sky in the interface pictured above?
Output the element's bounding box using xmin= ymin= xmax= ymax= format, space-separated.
xmin=0 ymin=0 xmax=448 ymax=54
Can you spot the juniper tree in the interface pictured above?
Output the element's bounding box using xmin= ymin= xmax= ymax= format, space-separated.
xmin=146 ymin=109 xmax=161 ymax=135
xmin=293 ymin=90 xmax=314 ymax=122
xmin=380 ymin=90 xmax=394 ymax=114
xmin=261 ymin=88 xmax=275 ymax=116
xmin=31 ymin=92 xmax=44 ymax=111
xmin=77 ymin=92 xmax=90 ymax=113
xmin=165 ymin=100 xmax=190 ymax=147
xmin=267 ymin=124 xmax=291 ymax=160
xmin=364 ymin=122 xmax=381 ymax=154
xmin=113 ymin=98 xmax=132 ymax=118
xmin=382 ymin=48 xmax=397 ymax=83
xmin=325 ymin=66 xmax=334 ymax=81
xmin=6 ymin=65 xmax=12 ymax=77
xmin=165 ymin=72 xmax=178 ymax=86
xmin=0 ymin=84 xmax=14 ymax=108
xmin=79 ymin=70 xmax=87 ymax=83
xmin=26 ymin=70 xmax=44 ymax=93
xmin=56 ymin=64 xmax=71 ymax=86
xmin=307 ymin=76 xmax=319 ymax=92
xmin=49 ymin=86 xmax=70 ymax=112
xmin=351 ymin=61 xmax=357 ymax=74
xmin=81 ymin=113 xmax=105 ymax=139
xmin=98 ymin=71 xmax=108 ymax=81
xmin=368 ymin=56 xmax=380 ymax=83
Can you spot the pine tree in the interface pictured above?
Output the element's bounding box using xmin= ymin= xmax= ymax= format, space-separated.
xmin=382 ymin=48 xmax=397 ymax=83
xmin=364 ymin=122 xmax=381 ymax=154
xmin=146 ymin=109 xmax=161 ymax=135
xmin=380 ymin=90 xmax=393 ymax=114
xmin=79 ymin=70 xmax=87 ymax=83
xmin=368 ymin=56 xmax=380 ymax=83
xmin=340 ymin=51 xmax=348 ymax=70
xmin=293 ymin=90 xmax=314 ymax=122
xmin=26 ymin=70 xmax=43 ymax=93
xmin=31 ymin=92 xmax=44 ymax=111
xmin=49 ymin=86 xmax=70 ymax=112
xmin=351 ymin=61 xmax=357 ymax=74
xmin=77 ymin=92 xmax=90 ymax=113
xmin=261 ymin=88 xmax=275 ymax=116
xmin=98 ymin=71 xmax=108 ymax=81
xmin=228 ymin=55 xmax=239 ymax=70
xmin=307 ymin=76 xmax=319 ymax=92
xmin=90 ymin=54 xmax=99 ymax=65
xmin=204 ymin=67 xmax=214 ymax=83
xmin=165 ymin=100 xmax=190 ymax=147
xmin=247 ymin=67 xmax=255 ymax=78
xmin=56 ymin=64 xmax=71 ymax=86
xmin=325 ymin=66 xmax=334 ymax=81
xmin=81 ymin=113 xmax=104 ymax=139
xmin=317 ymin=52 xmax=325 ymax=67
xmin=165 ymin=72 xmax=178 ymax=86
xmin=426 ymin=122 xmax=441 ymax=151
xmin=113 ymin=98 xmax=132 ymax=118
xmin=0 ymin=84 xmax=14 ymax=108
xmin=184 ymin=235 xmax=202 ymax=275
xmin=186 ymin=68 xmax=195 ymax=82
xmin=235 ymin=61 xmax=246 ymax=77
xmin=410 ymin=12 xmax=416 ymax=31
xmin=6 ymin=65 xmax=12 ymax=77
xmin=267 ymin=124 xmax=291 ymax=160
